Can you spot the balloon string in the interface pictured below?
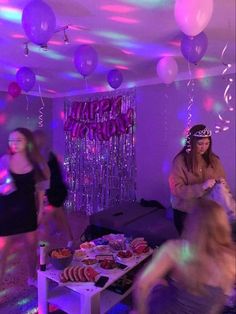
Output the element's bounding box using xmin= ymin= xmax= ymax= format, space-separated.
xmin=215 ymin=42 xmax=234 ymax=133
xmin=25 ymin=94 xmax=30 ymax=127
xmin=187 ymin=61 xmax=194 ymax=132
xmin=38 ymin=84 xmax=45 ymax=128
xmin=185 ymin=61 xmax=194 ymax=152
xmin=163 ymin=89 xmax=168 ymax=144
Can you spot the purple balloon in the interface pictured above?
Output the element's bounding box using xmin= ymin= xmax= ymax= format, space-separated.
xmin=74 ymin=45 xmax=98 ymax=77
xmin=22 ymin=0 xmax=56 ymax=45
xmin=8 ymin=82 xmax=21 ymax=98
xmin=16 ymin=67 xmax=36 ymax=92
xmin=181 ymin=32 xmax=208 ymax=64
xmin=107 ymin=69 xmax=123 ymax=89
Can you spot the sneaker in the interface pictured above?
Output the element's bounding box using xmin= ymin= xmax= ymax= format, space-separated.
xmin=27 ymin=277 xmax=38 ymax=288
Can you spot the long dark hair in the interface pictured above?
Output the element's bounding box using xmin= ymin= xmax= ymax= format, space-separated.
xmin=9 ymin=127 xmax=49 ymax=182
xmin=175 ymin=124 xmax=218 ymax=174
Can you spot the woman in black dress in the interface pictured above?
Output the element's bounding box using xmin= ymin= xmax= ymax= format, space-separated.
xmin=33 ymin=129 xmax=74 ymax=247
xmin=0 ymin=128 xmax=49 ymax=285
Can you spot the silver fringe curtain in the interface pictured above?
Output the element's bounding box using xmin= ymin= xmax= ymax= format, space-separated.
xmin=64 ymin=89 xmax=136 ymax=215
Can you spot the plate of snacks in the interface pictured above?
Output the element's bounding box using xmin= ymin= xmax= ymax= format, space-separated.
xmin=81 ymin=258 xmax=98 ymax=266
xmin=109 ymin=238 xmax=126 ymax=251
xmin=99 ymin=259 xmax=117 ymax=271
xmin=95 ymin=245 xmax=110 ymax=253
xmin=74 ymin=249 xmax=87 ymax=260
xmin=116 ymin=250 xmax=133 ymax=261
xmin=130 ymin=238 xmax=150 ymax=255
xmin=80 ymin=241 xmax=95 ymax=252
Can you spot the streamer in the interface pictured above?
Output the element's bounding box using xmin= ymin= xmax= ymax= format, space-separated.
xmin=38 ymin=84 xmax=45 ymax=128
xmin=215 ymin=43 xmax=234 ymax=133
xmin=185 ymin=62 xmax=195 ymax=152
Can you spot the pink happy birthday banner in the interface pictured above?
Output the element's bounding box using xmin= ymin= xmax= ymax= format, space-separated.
xmin=63 ymin=90 xmax=136 ymax=214
xmin=64 ymin=96 xmax=134 ymax=141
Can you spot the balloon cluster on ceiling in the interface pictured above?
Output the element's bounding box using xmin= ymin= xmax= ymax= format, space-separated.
xmin=156 ymin=0 xmax=213 ymax=85
xmin=8 ymin=0 xmax=123 ymax=98
xmin=8 ymin=0 xmax=214 ymax=97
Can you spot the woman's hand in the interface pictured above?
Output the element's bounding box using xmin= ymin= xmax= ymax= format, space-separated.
xmin=202 ymin=179 xmax=216 ymax=191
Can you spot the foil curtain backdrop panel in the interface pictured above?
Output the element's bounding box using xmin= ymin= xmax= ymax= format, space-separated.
xmin=64 ymin=89 xmax=136 ymax=215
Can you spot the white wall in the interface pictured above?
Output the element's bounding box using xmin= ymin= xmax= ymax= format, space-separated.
xmin=52 ymin=74 xmax=236 ymax=208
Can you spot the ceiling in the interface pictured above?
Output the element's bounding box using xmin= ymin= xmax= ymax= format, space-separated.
xmin=0 ymin=0 xmax=235 ymax=98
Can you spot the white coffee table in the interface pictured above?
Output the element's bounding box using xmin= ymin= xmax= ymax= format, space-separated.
xmin=38 ymin=249 xmax=153 ymax=314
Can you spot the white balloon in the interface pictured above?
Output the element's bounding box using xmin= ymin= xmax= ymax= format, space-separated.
xmin=156 ymin=57 xmax=178 ymax=85
xmin=175 ymin=0 xmax=213 ymax=36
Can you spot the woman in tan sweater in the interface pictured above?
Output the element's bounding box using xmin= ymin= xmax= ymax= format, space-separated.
xmin=169 ymin=124 xmax=227 ymax=235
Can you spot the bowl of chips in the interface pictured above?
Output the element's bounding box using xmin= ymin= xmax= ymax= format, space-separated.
xmin=49 ymin=248 xmax=74 ymax=270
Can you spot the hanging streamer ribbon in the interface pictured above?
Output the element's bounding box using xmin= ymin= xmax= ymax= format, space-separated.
xmin=215 ymin=43 xmax=234 ymax=133
xmin=185 ymin=61 xmax=195 ymax=153
xmin=38 ymin=84 xmax=45 ymax=128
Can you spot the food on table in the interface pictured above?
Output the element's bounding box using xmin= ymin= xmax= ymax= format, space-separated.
xmin=80 ymin=241 xmax=95 ymax=250
xmin=102 ymin=234 xmax=127 ymax=251
xmin=108 ymin=235 xmax=126 ymax=251
xmin=117 ymin=250 xmax=133 ymax=259
xmin=109 ymin=239 xmax=126 ymax=251
xmin=78 ymin=266 xmax=87 ymax=282
xmin=130 ymin=237 xmax=149 ymax=254
xmin=84 ymin=265 xmax=99 ymax=281
xmin=50 ymin=248 xmax=72 ymax=259
xmin=95 ymin=245 xmax=109 ymax=252
xmin=96 ymin=254 xmax=114 ymax=262
xmin=100 ymin=259 xmax=117 ymax=269
xmin=82 ymin=258 xmax=97 ymax=265
xmin=74 ymin=249 xmax=86 ymax=259
xmin=60 ymin=266 xmax=99 ymax=283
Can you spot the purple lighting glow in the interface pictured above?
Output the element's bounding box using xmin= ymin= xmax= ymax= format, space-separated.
xmin=74 ymin=37 xmax=95 ymax=44
xmin=11 ymin=33 xmax=25 ymax=39
xmin=101 ymin=4 xmax=137 ymax=13
xmin=109 ymin=16 xmax=139 ymax=24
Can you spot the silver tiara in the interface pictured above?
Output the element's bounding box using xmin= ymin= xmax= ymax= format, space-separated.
xmin=193 ymin=127 xmax=212 ymax=138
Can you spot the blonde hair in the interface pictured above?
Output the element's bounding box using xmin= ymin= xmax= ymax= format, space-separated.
xmin=180 ymin=199 xmax=235 ymax=294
